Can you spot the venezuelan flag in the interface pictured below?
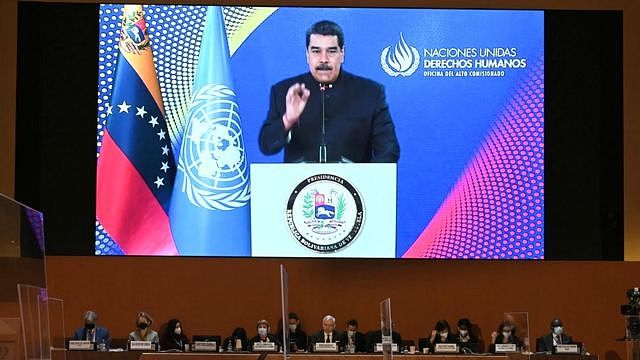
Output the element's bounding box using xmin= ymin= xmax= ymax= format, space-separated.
xmin=96 ymin=5 xmax=178 ymax=255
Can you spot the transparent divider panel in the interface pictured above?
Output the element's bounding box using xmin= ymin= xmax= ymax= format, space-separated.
xmin=504 ymin=311 xmax=529 ymax=352
xmin=18 ymin=284 xmax=51 ymax=360
xmin=280 ymin=264 xmax=289 ymax=357
xmin=380 ymin=298 xmax=393 ymax=360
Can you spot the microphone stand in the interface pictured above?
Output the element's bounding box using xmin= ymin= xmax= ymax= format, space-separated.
xmin=319 ymin=83 xmax=327 ymax=163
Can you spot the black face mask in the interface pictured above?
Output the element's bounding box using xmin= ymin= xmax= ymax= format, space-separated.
xmin=138 ymin=323 xmax=149 ymax=330
xmin=85 ymin=323 xmax=96 ymax=330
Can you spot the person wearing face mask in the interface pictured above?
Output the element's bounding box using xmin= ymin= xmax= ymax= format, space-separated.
xmin=339 ymin=319 xmax=366 ymax=353
xmin=455 ymin=318 xmax=480 ymax=353
xmin=160 ymin=319 xmax=188 ymax=351
xmin=488 ymin=321 xmax=523 ymax=353
xmin=277 ymin=312 xmax=307 ymax=352
xmin=248 ymin=320 xmax=282 ymax=351
xmin=128 ymin=311 xmax=159 ymax=344
xmin=73 ymin=310 xmax=111 ymax=349
xmin=425 ymin=320 xmax=457 ymax=353
xmin=536 ymin=318 xmax=574 ymax=353
xmin=309 ymin=315 xmax=342 ymax=352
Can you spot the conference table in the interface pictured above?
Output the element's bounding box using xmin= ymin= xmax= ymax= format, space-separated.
xmin=50 ymin=350 xmax=598 ymax=360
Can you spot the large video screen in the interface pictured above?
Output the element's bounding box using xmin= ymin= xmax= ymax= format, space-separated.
xmin=96 ymin=5 xmax=544 ymax=258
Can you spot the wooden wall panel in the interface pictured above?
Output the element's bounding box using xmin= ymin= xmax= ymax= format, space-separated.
xmin=47 ymin=256 xmax=637 ymax=359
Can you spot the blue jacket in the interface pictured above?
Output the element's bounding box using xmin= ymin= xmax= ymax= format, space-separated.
xmin=73 ymin=326 xmax=111 ymax=349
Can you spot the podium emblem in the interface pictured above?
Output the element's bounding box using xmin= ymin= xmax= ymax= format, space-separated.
xmin=286 ymin=174 xmax=364 ymax=253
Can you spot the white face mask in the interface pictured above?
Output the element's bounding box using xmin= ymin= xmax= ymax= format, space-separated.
xmin=440 ymin=332 xmax=448 ymax=339
xmin=258 ymin=327 xmax=268 ymax=337
xmin=459 ymin=330 xmax=468 ymax=336
xmin=553 ymin=326 xmax=564 ymax=335
xmin=174 ymin=327 xmax=182 ymax=335
xmin=502 ymin=331 xmax=511 ymax=338
xmin=347 ymin=331 xmax=356 ymax=337
xmin=289 ymin=324 xmax=297 ymax=332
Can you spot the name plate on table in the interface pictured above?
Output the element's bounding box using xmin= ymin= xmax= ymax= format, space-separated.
xmin=375 ymin=343 xmax=399 ymax=352
xmin=192 ymin=341 xmax=217 ymax=352
xmin=129 ymin=341 xmax=155 ymax=351
xmin=315 ymin=342 xmax=338 ymax=352
xmin=495 ymin=343 xmax=517 ymax=353
xmin=435 ymin=343 xmax=459 ymax=353
xmin=68 ymin=340 xmax=94 ymax=351
xmin=253 ymin=342 xmax=277 ymax=352
xmin=556 ymin=344 xmax=579 ymax=354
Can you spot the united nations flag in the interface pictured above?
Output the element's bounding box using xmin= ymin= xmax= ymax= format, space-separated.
xmin=168 ymin=6 xmax=251 ymax=255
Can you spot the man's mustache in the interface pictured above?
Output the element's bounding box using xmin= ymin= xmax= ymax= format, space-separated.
xmin=316 ymin=63 xmax=333 ymax=71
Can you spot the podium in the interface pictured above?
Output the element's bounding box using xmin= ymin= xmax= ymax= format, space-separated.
xmin=250 ymin=163 xmax=397 ymax=258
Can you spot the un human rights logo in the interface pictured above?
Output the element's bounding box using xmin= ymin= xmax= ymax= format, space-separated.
xmin=381 ymin=33 xmax=420 ymax=77
xmin=177 ymin=84 xmax=250 ymax=211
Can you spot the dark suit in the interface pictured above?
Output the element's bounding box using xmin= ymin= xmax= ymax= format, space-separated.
xmin=536 ymin=333 xmax=574 ymax=352
xmin=309 ymin=330 xmax=342 ymax=351
xmin=73 ymin=326 xmax=111 ymax=349
xmin=365 ymin=330 xmax=403 ymax=353
xmin=339 ymin=330 xmax=367 ymax=353
xmin=248 ymin=334 xmax=282 ymax=351
xmin=277 ymin=329 xmax=307 ymax=351
xmin=455 ymin=332 xmax=481 ymax=353
xmin=259 ymin=70 xmax=400 ymax=163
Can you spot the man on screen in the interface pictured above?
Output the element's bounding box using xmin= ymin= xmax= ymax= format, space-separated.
xmin=258 ymin=20 xmax=400 ymax=163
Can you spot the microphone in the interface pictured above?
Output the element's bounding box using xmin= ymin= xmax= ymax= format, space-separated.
xmin=319 ymin=83 xmax=328 ymax=163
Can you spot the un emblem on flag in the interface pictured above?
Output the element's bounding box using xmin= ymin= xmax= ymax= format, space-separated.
xmin=178 ymin=84 xmax=250 ymax=211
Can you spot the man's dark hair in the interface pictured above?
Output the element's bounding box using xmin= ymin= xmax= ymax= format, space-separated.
xmin=346 ymin=319 xmax=358 ymax=327
xmin=288 ymin=312 xmax=299 ymax=320
xmin=306 ymin=20 xmax=344 ymax=49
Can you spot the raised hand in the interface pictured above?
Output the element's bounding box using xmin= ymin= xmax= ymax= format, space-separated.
xmin=283 ymin=83 xmax=310 ymax=130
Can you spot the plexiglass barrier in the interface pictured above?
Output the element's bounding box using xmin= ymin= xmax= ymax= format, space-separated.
xmin=280 ymin=264 xmax=289 ymax=357
xmin=504 ymin=311 xmax=530 ymax=352
xmin=18 ymin=284 xmax=50 ymax=360
xmin=47 ymin=297 xmax=65 ymax=352
xmin=380 ymin=298 xmax=393 ymax=360
xmin=0 ymin=193 xmax=46 ymax=303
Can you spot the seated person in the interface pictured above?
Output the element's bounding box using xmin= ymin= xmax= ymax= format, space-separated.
xmin=277 ymin=312 xmax=307 ymax=352
xmin=488 ymin=321 xmax=522 ymax=353
xmin=365 ymin=322 xmax=403 ymax=353
xmin=339 ymin=319 xmax=367 ymax=353
xmin=160 ymin=318 xmax=188 ymax=351
xmin=536 ymin=318 xmax=574 ymax=353
xmin=455 ymin=318 xmax=480 ymax=353
xmin=248 ymin=320 xmax=282 ymax=351
xmin=72 ymin=310 xmax=111 ymax=349
xmin=223 ymin=327 xmax=248 ymax=351
xmin=426 ymin=320 xmax=457 ymax=352
xmin=128 ymin=311 xmax=159 ymax=344
xmin=309 ymin=315 xmax=342 ymax=351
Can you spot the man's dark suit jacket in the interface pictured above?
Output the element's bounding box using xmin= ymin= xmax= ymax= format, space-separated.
xmin=364 ymin=330 xmax=403 ymax=353
xmin=259 ymin=70 xmax=400 ymax=163
xmin=339 ymin=330 xmax=367 ymax=353
xmin=308 ymin=330 xmax=342 ymax=351
xmin=536 ymin=333 xmax=574 ymax=352
xmin=277 ymin=329 xmax=307 ymax=351
xmin=73 ymin=326 xmax=111 ymax=348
